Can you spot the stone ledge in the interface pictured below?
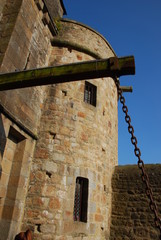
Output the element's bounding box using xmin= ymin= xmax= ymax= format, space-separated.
xmin=51 ymin=38 xmax=101 ymax=59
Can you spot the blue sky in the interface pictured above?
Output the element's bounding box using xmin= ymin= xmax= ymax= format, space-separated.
xmin=63 ymin=1 xmax=161 ymax=165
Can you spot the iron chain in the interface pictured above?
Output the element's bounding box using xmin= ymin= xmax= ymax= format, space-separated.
xmin=115 ymin=78 xmax=161 ymax=238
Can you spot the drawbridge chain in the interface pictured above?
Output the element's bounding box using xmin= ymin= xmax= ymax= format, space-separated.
xmin=115 ymin=78 xmax=161 ymax=239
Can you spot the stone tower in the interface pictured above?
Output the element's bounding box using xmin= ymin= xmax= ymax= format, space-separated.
xmin=0 ymin=1 xmax=118 ymax=239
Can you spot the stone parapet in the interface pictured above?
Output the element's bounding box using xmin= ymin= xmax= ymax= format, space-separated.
xmin=110 ymin=164 xmax=161 ymax=239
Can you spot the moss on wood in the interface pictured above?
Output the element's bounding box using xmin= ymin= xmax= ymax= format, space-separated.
xmin=0 ymin=56 xmax=135 ymax=91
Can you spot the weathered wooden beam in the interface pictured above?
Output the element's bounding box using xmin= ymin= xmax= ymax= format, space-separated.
xmin=0 ymin=56 xmax=135 ymax=91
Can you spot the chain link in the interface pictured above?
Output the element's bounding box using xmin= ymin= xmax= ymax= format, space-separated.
xmin=115 ymin=78 xmax=161 ymax=238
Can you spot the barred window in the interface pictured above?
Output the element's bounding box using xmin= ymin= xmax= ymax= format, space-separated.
xmin=73 ymin=177 xmax=89 ymax=222
xmin=84 ymin=81 xmax=97 ymax=107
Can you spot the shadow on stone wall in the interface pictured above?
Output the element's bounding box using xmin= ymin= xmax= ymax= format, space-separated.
xmin=0 ymin=127 xmax=26 ymax=240
xmin=0 ymin=113 xmax=7 ymax=179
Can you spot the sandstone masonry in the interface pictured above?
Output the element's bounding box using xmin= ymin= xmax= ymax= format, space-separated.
xmin=110 ymin=165 xmax=161 ymax=240
xmin=0 ymin=1 xmax=118 ymax=239
xmin=1 ymin=1 xmax=160 ymax=240
xmin=22 ymin=18 xmax=118 ymax=240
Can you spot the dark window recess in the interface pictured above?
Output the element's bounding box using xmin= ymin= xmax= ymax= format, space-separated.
xmin=84 ymin=81 xmax=97 ymax=107
xmin=73 ymin=177 xmax=89 ymax=222
xmin=8 ymin=126 xmax=26 ymax=143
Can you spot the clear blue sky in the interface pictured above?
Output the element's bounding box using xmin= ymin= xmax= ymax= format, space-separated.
xmin=63 ymin=0 xmax=161 ymax=165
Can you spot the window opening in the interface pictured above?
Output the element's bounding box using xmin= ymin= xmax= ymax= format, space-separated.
xmin=84 ymin=81 xmax=97 ymax=107
xmin=73 ymin=177 xmax=89 ymax=222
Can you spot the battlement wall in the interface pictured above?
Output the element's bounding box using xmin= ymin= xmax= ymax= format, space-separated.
xmin=110 ymin=164 xmax=161 ymax=239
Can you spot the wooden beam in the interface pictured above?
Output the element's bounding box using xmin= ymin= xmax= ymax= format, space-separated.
xmin=0 ymin=56 xmax=135 ymax=91
xmin=120 ymin=86 xmax=133 ymax=92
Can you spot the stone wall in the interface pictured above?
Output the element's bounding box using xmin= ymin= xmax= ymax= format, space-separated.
xmin=22 ymin=19 xmax=118 ymax=239
xmin=0 ymin=0 xmax=64 ymax=238
xmin=1 ymin=2 xmax=161 ymax=240
xmin=0 ymin=0 xmax=23 ymax=66
xmin=44 ymin=0 xmax=66 ymax=19
xmin=0 ymin=2 xmax=119 ymax=239
xmin=110 ymin=164 xmax=161 ymax=240
xmin=52 ymin=19 xmax=116 ymax=60
xmin=0 ymin=0 xmax=53 ymax=135
xmin=0 ymin=114 xmax=35 ymax=240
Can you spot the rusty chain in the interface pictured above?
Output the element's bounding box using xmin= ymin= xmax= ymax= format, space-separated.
xmin=115 ymin=78 xmax=161 ymax=238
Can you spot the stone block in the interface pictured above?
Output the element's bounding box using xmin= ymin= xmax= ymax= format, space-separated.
xmin=35 ymin=0 xmax=44 ymax=10
xmin=40 ymin=223 xmax=56 ymax=234
xmin=89 ymin=202 xmax=96 ymax=213
xmin=95 ymin=214 xmax=104 ymax=222
xmin=0 ymin=186 xmax=6 ymax=198
xmin=35 ymin=148 xmax=49 ymax=159
xmin=1 ymin=159 xmax=12 ymax=174
xmin=0 ymin=172 xmax=8 ymax=186
xmin=49 ymin=197 xmax=61 ymax=210
xmin=42 ymin=161 xmax=58 ymax=173
xmin=53 ymin=153 xmax=65 ymax=162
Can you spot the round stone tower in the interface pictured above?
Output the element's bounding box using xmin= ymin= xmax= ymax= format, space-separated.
xmin=23 ymin=19 xmax=118 ymax=239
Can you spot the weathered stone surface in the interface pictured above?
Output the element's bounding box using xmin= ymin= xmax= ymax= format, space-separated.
xmin=22 ymin=13 xmax=118 ymax=240
xmin=110 ymin=164 xmax=161 ymax=240
xmin=1 ymin=2 xmax=160 ymax=240
xmin=44 ymin=0 xmax=65 ymax=19
xmin=0 ymin=1 xmax=118 ymax=239
xmin=0 ymin=0 xmax=51 ymax=135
